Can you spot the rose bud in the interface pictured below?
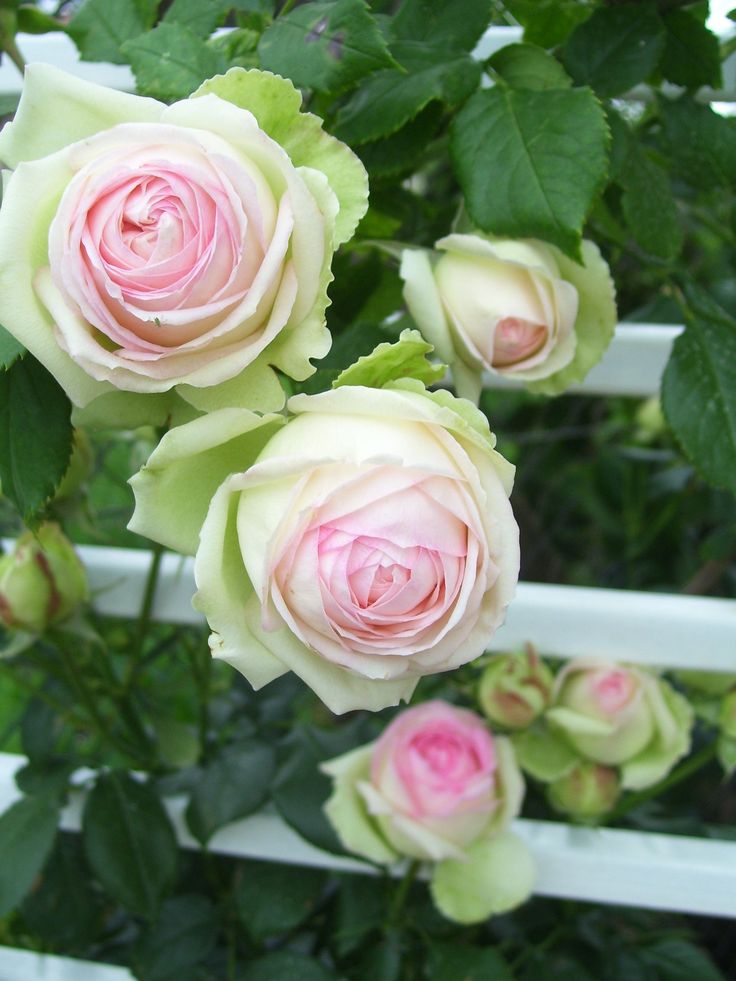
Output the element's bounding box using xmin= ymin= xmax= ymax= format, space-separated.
xmin=322 ymin=700 xmax=524 ymax=862
xmin=546 ymin=660 xmax=693 ymax=790
xmin=478 ymin=649 xmax=554 ymax=729
xmin=400 ymin=233 xmax=616 ymax=401
xmin=0 ymin=524 xmax=88 ymax=633
xmin=547 ymin=761 xmax=621 ymax=820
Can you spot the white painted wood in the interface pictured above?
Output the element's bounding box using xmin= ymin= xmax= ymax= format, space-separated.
xmin=0 ymin=753 xmax=733 ymax=918
xmin=73 ymin=543 xmax=736 ymax=673
xmin=0 ymin=945 xmax=132 ymax=980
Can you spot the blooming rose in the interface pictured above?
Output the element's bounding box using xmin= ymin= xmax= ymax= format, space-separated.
xmin=547 ymin=761 xmax=621 ymax=820
xmin=478 ymin=649 xmax=554 ymax=730
xmin=321 ymin=700 xmax=534 ymax=922
xmin=129 ymin=381 xmax=519 ymax=713
xmin=0 ymin=65 xmax=367 ymax=424
xmin=546 ymin=660 xmax=693 ymax=790
xmin=400 ymin=232 xmax=616 ymax=401
xmin=0 ymin=524 xmax=87 ymax=633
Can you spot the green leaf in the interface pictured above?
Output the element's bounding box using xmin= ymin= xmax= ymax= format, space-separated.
xmin=660 ymin=10 xmax=721 ymax=90
xmin=68 ymin=0 xmax=158 ymax=64
xmin=121 ymin=23 xmax=228 ymax=101
xmin=619 ymin=147 xmax=683 ymax=260
xmin=661 ymin=286 xmax=736 ymax=494
xmin=0 ymin=355 xmax=73 ymax=521
xmin=258 ymin=0 xmax=397 ymax=94
xmin=15 ymin=759 xmax=75 ymax=800
xmin=428 ymin=942 xmax=514 ymax=981
xmin=185 ymin=740 xmax=275 ymax=845
xmin=162 ymin=0 xmax=230 ymax=36
xmin=0 ymin=93 xmax=19 ymax=117
xmin=717 ymin=734 xmax=736 ymax=775
xmin=333 ymin=328 xmax=445 ymax=389
xmin=507 ymin=0 xmax=591 ymax=48
xmin=450 ymin=86 xmax=609 ymax=260
xmin=357 ymin=103 xmax=443 ymax=178
xmin=234 ymin=860 xmax=326 ymax=939
xmin=15 ymin=6 xmax=64 ymax=34
xmin=0 ymin=794 xmax=59 ymax=917
xmin=135 ymin=895 xmax=219 ymax=981
xmin=389 ymin=0 xmax=492 ymax=52
xmin=332 ymin=875 xmax=386 ymax=956
xmin=21 ymin=834 xmax=102 ymax=949
xmin=640 ymin=939 xmax=724 ymax=981
xmin=352 ymin=935 xmax=402 ymax=981
xmin=489 ymin=43 xmax=572 ymax=92
xmin=660 ymin=99 xmax=736 ymax=190
xmin=0 ymin=325 xmax=24 ymax=369
xmin=240 ymin=952 xmax=338 ymax=981
xmin=561 ymin=3 xmax=666 ymax=98
xmin=335 ymin=43 xmax=481 ymax=144
xmin=82 ymin=771 xmax=178 ymax=920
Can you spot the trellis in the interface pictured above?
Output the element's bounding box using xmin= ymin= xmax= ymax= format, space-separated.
xmin=0 ymin=25 xmax=734 ymax=981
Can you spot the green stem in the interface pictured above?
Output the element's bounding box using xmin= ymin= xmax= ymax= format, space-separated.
xmin=129 ymin=544 xmax=164 ymax=679
xmin=608 ymin=742 xmax=718 ymax=822
xmin=387 ymin=861 xmax=421 ymax=925
xmin=278 ymin=0 xmax=298 ymax=15
xmin=2 ymin=36 xmax=25 ymax=76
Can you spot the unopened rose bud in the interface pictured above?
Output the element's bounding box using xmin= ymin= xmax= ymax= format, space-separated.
xmin=0 ymin=524 xmax=88 ymax=633
xmin=548 ymin=762 xmax=621 ymax=820
xmin=720 ymin=691 xmax=736 ymax=740
xmin=478 ymin=650 xmax=554 ymax=729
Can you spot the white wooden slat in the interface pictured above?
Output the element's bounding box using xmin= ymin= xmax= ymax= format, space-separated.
xmin=0 ymin=753 xmax=733 ymax=919
xmin=0 ymin=946 xmax=132 ymax=981
xmin=75 ymin=544 xmax=736 ymax=673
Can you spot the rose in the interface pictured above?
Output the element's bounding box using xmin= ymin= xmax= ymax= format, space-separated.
xmin=322 ymin=701 xmax=524 ymax=862
xmin=0 ymin=524 xmax=87 ymax=633
xmin=321 ymin=700 xmax=534 ymax=922
xmin=0 ymin=65 xmax=367 ymax=425
xmin=478 ymin=649 xmax=554 ymax=729
xmin=129 ymin=380 xmax=519 ymax=714
xmin=400 ymin=232 xmax=616 ymax=402
xmin=546 ymin=660 xmax=693 ymax=789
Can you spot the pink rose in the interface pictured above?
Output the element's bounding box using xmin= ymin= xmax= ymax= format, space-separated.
xmin=0 ymin=65 xmax=367 ymax=421
xmin=323 ymin=700 xmax=525 ymax=862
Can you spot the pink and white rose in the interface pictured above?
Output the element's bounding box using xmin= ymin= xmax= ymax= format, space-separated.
xmin=129 ymin=382 xmax=520 ymax=713
xmin=0 ymin=65 xmax=367 ymax=424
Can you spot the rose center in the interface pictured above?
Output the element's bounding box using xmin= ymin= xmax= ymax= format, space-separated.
xmin=592 ymin=670 xmax=637 ymax=715
xmin=492 ymin=316 xmax=548 ymax=367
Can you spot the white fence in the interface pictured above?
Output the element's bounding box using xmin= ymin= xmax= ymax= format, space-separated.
xmin=0 ymin=22 xmax=733 ymax=981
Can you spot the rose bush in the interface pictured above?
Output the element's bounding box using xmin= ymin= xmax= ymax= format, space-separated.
xmin=0 ymin=65 xmax=367 ymax=425
xmin=545 ymin=660 xmax=693 ymax=790
xmin=129 ymin=358 xmax=519 ymax=713
xmin=400 ymin=232 xmax=616 ymax=402
xmin=321 ymin=700 xmax=534 ymax=922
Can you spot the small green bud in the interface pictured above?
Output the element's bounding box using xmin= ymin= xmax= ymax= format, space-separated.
xmin=0 ymin=524 xmax=88 ymax=633
xmin=478 ymin=650 xmax=554 ymax=729
xmin=548 ymin=761 xmax=621 ymax=820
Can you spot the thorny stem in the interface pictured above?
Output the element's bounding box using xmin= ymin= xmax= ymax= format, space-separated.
xmin=129 ymin=543 xmax=164 ymax=680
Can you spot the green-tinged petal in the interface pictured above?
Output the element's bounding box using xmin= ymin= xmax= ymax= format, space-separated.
xmin=240 ymin=591 xmax=418 ymax=714
xmin=488 ymin=737 xmax=525 ymax=835
xmin=334 ymin=328 xmax=446 ymax=389
xmin=620 ymin=682 xmax=693 ymax=790
xmin=511 ymin=726 xmax=580 ymax=782
xmin=288 ymin=382 xmax=515 ymax=494
xmin=176 ymin=358 xmax=286 ymax=414
xmin=0 ymin=64 xmax=163 ymax=168
xmin=527 ymin=240 xmax=617 ymax=396
xmin=400 ymin=249 xmax=455 ymax=364
xmin=194 ymin=478 xmax=286 ymax=689
xmin=321 ymin=746 xmax=398 ymax=865
xmin=450 ymin=359 xmax=483 ymax=405
xmin=72 ymin=389 xmax=184 ymax=430
xmin=546 ymin=706 xmax=618 ymax=738
xmin=192 ymin=68 xmax=368 ymax=247
xmin=0 ymin=161 xmax=108 ymax=408
xmin=129 ymin=408 xmax=285 ymax=555
xmin=430 ymin=832 xmax=535 ymax=924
